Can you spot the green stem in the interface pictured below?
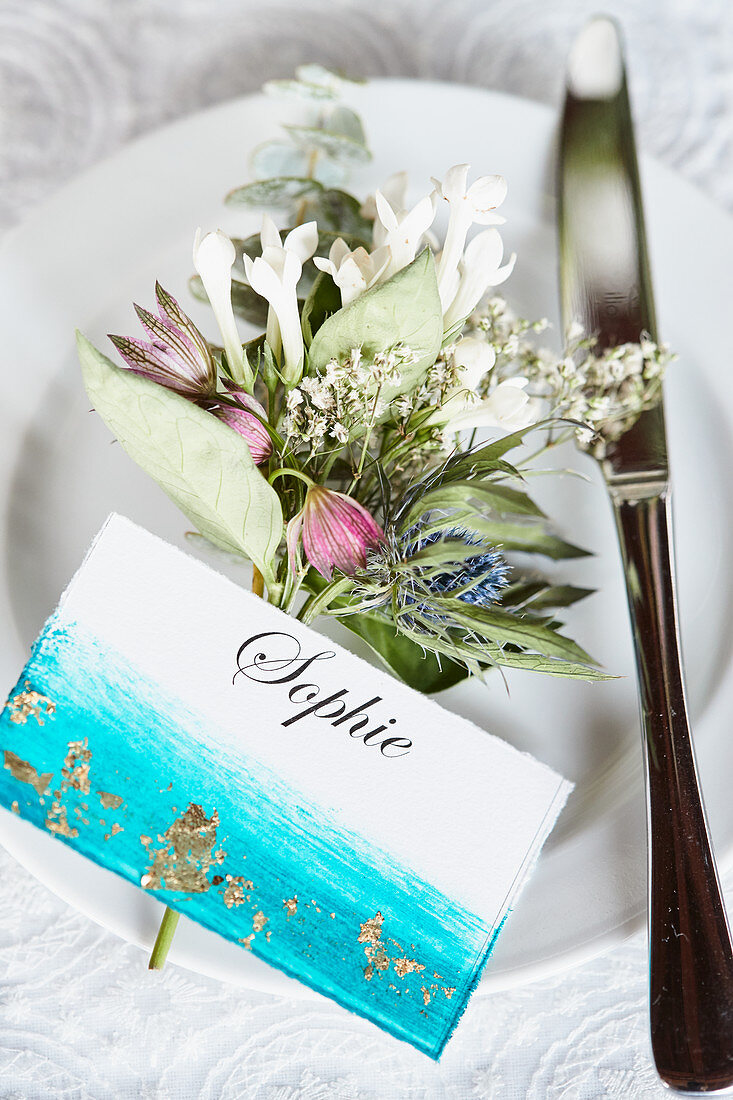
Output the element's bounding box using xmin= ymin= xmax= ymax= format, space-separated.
xmin=147 ymin=906 xmax=180 ymax=970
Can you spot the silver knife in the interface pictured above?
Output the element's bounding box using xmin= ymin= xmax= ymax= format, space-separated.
xmin=559 ymin=17 xmax=733 ymax=1093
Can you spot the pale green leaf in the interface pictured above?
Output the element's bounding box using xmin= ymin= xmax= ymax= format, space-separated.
xmin=225 ymin=177 xmax=323 ymax=207
xmin=263 ymin=78 xmax=338 ymax=102
xmin=308 ymin=249 xmax=443 ymax=412
xmin=295 ymin=63 xmax=365 ymax=89
xmin=285 ymin=125 xmax=371 ymax=164
xmin=327 ymin=105 xmax=367 ymax=145
xmin=78 ymin=334 xmax=283 ymax=586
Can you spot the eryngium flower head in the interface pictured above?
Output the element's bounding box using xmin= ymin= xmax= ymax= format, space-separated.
xmin=109 ymin=282 xmax=217 ymax=398
xmin=354 ymin=520 xmax=510 ymax=628
xmin=287 ymin=485 xmax=384 ymax=579
xmin=207 ymin=384 xmax=272 ymax=465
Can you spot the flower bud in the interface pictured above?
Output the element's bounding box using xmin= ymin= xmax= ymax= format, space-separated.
xmin=287 ymin=485 xmax=384 ymax=579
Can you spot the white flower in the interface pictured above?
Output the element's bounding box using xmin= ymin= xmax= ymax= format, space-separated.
xmin=243 ymin=214 xmax=318 ymax=384
xmin=428 ymin=338 xmax=496 ymax=424
xmin=374 ymin=189 xmax=436 ymax=278
xmin=442 ymin=228 xmax=516 ymax=329
xmin=313 ymin=237 xmax=390 ymax=305
xmin=444 ymin=377 xmax=540 ymax=434
xmin=361 ymin=171 xmax=409 ymax=241
xmin=432 ymin=165 xmax=508 ymax=310
xmin=192 ymin=229 xmax=252 ymax=390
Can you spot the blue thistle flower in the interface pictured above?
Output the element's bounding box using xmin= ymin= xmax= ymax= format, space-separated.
xmin=353 ymin=517 xmax=511 ymax=631
xmin=407 ymin=526 xmax=510 ymax=607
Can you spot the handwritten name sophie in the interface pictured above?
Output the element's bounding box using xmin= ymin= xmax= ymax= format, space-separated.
xmin=233 ymin=632 xmax=413 ymax=758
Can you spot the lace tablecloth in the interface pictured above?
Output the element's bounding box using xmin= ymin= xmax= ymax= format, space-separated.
xmin=1 ymin=1 xmax=732 ymax=1096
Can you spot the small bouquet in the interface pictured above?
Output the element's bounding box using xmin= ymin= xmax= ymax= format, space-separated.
xmin=77 ymin=66 xmax=631 ymax=704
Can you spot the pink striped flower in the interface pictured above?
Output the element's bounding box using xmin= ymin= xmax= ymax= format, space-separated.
xmin=287 ymin=486 xmax=384 ymax=579
xmin=208 ymin=387 xmax=272 ymax=465
xmin=109 ymin=283 xmax=217 ymax=398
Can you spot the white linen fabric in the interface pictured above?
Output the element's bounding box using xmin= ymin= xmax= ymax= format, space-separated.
xmin=1 ymin=1 xmax=732 ymax=1096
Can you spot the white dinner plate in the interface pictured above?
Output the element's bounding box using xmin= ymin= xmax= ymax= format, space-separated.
xmin=2 ymin=79 xmax=733 ymax=1000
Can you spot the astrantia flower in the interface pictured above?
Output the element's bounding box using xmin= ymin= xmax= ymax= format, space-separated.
xmin=207 ymin=386 xmax=272 ymax=464
xmin=193 ymin=229 xmax=252 ymax=390
xmin=109 ymin=282 xmax=217 ymax=398
xmin=355 ymin=521 xmax=510 ymax=627
xmin=287 ymin=485 xmax=384 ymax=579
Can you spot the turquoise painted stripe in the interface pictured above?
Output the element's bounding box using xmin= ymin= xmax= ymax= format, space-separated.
xmin=0 ymin=617 xmax=504 ymax=1058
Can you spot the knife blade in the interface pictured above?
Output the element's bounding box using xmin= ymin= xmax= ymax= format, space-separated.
xmin=559 ymin=17 xmax=733 ymax=1093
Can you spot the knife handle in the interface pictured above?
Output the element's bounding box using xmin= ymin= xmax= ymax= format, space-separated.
xmin=612 ymin=487 xmax=733 ymax=1093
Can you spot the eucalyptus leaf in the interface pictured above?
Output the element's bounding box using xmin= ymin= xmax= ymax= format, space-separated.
xmin=225 ymin=177 xmax=324 ymax=207
xmin=308 ymin=249 xmax=443 ymax=414
xmin=263 ymin=79 xmax=338 ymax=102
xmin=78 ymin=334 xmax=283 ymax=587
xmin=327 ymin=105 xmax=367 ymax=146
xmin=249 ymin=141 xmax=347 ymax=187
xmin=303 ymin=188 xmax=372 ymax=237
xmin=285 ymin=125 xmax=371 ymax=164
xmin=249 ymin=141 xmax=310 ymax=180
xmin=295 ymin=63 xmax=365 ymax=89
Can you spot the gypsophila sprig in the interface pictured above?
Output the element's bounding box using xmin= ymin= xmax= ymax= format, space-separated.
xmin=528 ymin=326 xmax=675 ymax=456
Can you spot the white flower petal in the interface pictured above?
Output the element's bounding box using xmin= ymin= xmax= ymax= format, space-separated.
xmin=284 ymin=220 xmax=318 ymax=263
xmin=260 ymin=213 xmax=283 ymax=251
xmin=454 ymin=337 xmax=496 ymax=391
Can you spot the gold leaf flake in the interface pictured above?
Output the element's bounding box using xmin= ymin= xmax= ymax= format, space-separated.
xmin=421 ymin=986 xmax=431 ymax=1006
xmin=393 ymin=958 xmax=425 ymax=979
xmin=141 ymin=803 xmax=220 ymax=892
xmin=60 ymin=740 xmax=92 ymax=794
xmin=45 ymin=802 xmax=78 ymax=838
xmin=10 ymin=801 xmax=19 ymax=815
xmin=223 ymin=875 xmax=253 ymax=909
xmin=97 ymin=790 xmax=123 ymax=810
xmin=3 ymin=750 xmax=53 ymax=796
xmin=358 ymin=912 xmax=384 ymax=945
xmin=252 ymin=911 xmax=268 ymax=933
xmin=239 ymin=934 xmax=255 ymax=950
xmin=5 ymin=682 xmax=55 ymax=726
xmin=357 ymin=911 xmax=429 ymax=992
xmin=283 ymin=896 xmax=298 ymax=917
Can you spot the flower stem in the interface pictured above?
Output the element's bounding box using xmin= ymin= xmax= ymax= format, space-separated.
xmin=147 ymin=564 xmax=266 ymax=972
xmin=147 ymin=906 xmax=180 ymax=970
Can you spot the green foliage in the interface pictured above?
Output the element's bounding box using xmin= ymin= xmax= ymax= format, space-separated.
xmin=302 ymin=271 xmax=342 ymax=346
xmin=226 ymin=177 xmax=323 ymax=208
xmin=308 ymin=249 xmax=443 ymax=404
xmin=77 ymin=334 xmax=283 ymax=587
